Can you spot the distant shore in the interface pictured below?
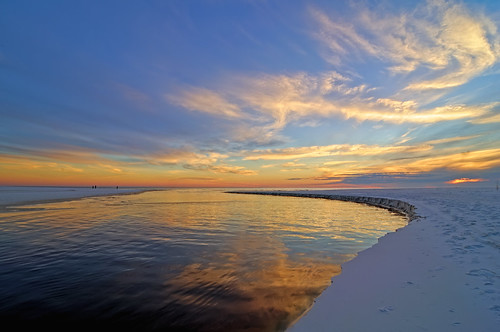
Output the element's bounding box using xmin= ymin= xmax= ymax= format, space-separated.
xmin=0 ymin=186 xmax=157 ymax=209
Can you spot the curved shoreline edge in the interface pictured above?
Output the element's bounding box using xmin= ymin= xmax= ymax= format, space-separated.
xmin=228 ymin=191 xmax=419 ymax=222
xmin=229 ymin=189 xmax=500 ymax=331
xmin=228 ymin=190 xmax=418 ymax=329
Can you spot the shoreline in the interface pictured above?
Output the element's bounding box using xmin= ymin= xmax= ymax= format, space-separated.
xmin=231 ymin=189 xmax=500 ymax=331
xmin=228 ymin=190 xmax=419 ymax=222
xmin=229 ymin=190 xmax=418 ymax=328
xmin=0 ymin=186 xmax=159 ymax=210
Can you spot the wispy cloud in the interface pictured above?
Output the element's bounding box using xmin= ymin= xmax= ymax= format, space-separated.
xmin=0 ymin=144 xmax=256 ymax=178
xmin=469 ymin=111 xmax=500 ymax=124
xmin=165 ymin=1 xmax=499 ymax=150
xmin=167 ymin=71 xmax=492 ymax=137
xmin=166 ymin=87 xmax=242 ymax=118
xmin=373 ymin=148 xmax=500 ymax=173
xmin=279 ymin=161 xmax=308 ymax=172
xmin=289 ymin=147 xmax=500 ymax=185
xmin=243 ymin=143 xmax=433 ymax=161
xmin=148 ymin=149 xmax=228 ymax=166
xmin=183 ymin=163 xmax=257 ymax=175
xmin=424 ymin=135 xmax=480 ymax=145
xmin=311 ymin=0 xmax=500 ymax=90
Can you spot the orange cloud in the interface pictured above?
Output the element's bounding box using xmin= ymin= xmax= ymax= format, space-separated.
xmin=243 ymin=143 xmax=432 ymax=161
xmin=446 ymin=178 xmax=487 ymax=184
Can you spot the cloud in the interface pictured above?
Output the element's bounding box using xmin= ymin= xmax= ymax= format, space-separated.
xmin=0 ymin=146 xmax=135 ymax=176
xmin=445 ymin=177 xmax=487 ymax=184
xmin=243 ymin=143 xmax=433 ymax=161
xmin=166 ymin=87 xmax=242 ymax=118
xmin=340 ymin=101 xmax=489 ymax=123
xmin=146 ymin=148 xmax=257 ymax=175
xmin=279 ymin=145 xmax=500 ymax=185
xmin=323 ymin=160 xmax=357 ymax=167
xmin=228 ymin=71 xmax=354 ymax=128
xmin=148 ymin=149 xmax=228 ymax=166
xmin=95 ymin=163 xmax=123 ymax=174
xmin=228 ymin=124 xmax=288 ymax=146
xmin=279 ymin=161 xmax=308 ymax=172
xmin=405 ymin=1 xmax=499 ymax=90
xmin=0 ymin=142 xmax=255 ymax=177
xmin=169 ymin=71 xmax=491 ymax=134
xmin=0 ymin=143 xmax=259 ymax=181
xmin=311 ymin=0 xmax=500 ymax=90
xmin=377 ymin=148 xmax=500 ymax=173
xmin=469 ymin=112 xmax=500 ymax=124
xmin=424 ymin=135 xmax=480 ymax=145
xmin=0 ymin=153 xmax=85 ymax=174
xmin=175 ymin=176 xmax=221 ymax=182
xmin=166 ymin=1 xmax=499 ymax=145
xmin=297 ymin=148 xmax=500 ymax=185
xmin=310 ymin=8 xmax=381 ymax=65
xmin=0 ymin=144 xmax=113 ymax=165
xmin=282 ymin=161 xmax=307 ymax=168
xmin=183 ymin=163 xmax=257 ymax=175
xmin=261 ymin=164 xmax=277 ymax=168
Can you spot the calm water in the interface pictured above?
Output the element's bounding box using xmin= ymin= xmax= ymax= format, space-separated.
xmin=0 ymin=188 xmax=406 ymax=331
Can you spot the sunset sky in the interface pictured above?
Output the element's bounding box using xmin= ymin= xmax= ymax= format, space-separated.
xmin=1 ymin=0 xmax=500 ymax=188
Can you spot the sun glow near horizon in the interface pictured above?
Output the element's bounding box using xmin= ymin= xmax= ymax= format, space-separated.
xmin=1 ymin=0 xmax=499 ymax=188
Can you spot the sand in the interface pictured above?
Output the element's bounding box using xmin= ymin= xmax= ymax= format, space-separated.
xmin=237 ymin=188 xmax=499 ymax=331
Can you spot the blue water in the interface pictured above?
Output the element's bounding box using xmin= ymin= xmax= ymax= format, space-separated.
xmin=0 ymin=188 xmax=406 ymax=331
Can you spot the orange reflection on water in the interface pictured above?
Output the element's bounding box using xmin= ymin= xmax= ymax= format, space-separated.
xmin=159 ymin=258 xmax=341 ymax=331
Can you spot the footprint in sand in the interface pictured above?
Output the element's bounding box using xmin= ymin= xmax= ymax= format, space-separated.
xmin=378 ymin=306 xmax=394 ymax=313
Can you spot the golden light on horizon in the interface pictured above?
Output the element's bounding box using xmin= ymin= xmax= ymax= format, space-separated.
xmin=445 ymin=178 xmax=487 ymax=184
xmin=1 ymin=0 xmax=499 ymax=188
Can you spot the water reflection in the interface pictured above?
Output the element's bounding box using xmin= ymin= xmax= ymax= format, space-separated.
xmin=0 ymin=189 xmax=406 ymax=330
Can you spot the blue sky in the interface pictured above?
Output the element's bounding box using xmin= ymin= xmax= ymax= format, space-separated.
xmin=1 ymin=0 xmax=500 ymax=187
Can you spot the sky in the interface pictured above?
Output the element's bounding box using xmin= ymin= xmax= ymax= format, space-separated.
xmin=1 ymin=0 xmax=500 ymax=188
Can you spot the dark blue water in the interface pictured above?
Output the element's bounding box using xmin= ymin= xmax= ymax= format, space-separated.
xmin=0 ymin=189 xmax=406 ymax=331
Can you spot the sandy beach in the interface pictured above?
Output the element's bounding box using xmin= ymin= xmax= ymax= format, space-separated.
xmin=241 ymin=188 xmax=499 ymax=331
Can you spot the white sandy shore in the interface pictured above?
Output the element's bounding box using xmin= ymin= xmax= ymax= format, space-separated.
xmin=0 ymin=186 xmax=152 ymax=208
xmin=236 ymin=188 xmax=500 ymax=331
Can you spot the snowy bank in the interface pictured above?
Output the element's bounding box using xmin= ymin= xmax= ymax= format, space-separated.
xmin=0 ymin=186 xmax=153 ymax=208
xmin=233 ymin=188 xmax=500 ymax=331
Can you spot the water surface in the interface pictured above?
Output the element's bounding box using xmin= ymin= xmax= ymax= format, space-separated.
xmin=0 ymin=188 xmax=406 ymax=331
